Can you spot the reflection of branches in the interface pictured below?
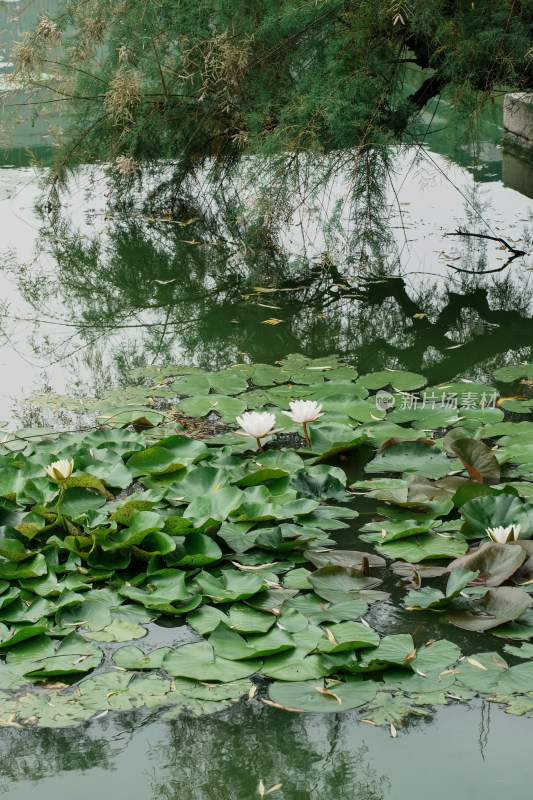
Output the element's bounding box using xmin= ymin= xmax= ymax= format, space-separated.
xmin=351 ymin=276 xmax=533 ymax=382
xmin=478 ymin=699 xmax=490 ymax=762
xmin=149 ymin=704 xmax=393 ymax=800
xmin=445 ymin=229 xmax=527 ymax=274
xmin=0 ymin=721 xmax=116 ymax=789
xmin=3 ymin=161 xmax=532 ymax=402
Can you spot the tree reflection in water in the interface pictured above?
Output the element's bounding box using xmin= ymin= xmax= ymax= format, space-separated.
xmin=149 ymin=705 xmax=397 ymax=800
xmin=0 ymin=702 xmax=398 ymax=799
xmin=0 ymin=173 xmax=531 ymax=415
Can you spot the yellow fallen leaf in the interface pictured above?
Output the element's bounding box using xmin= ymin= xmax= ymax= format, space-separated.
xmin=324 ymin=627 xmax=337 ymax=645
xmin=0 ymin=714 xmax=24 ymax=729
xmin=260 ymin=698 xmax=304 ymax=711
xmin=231 ymin=561 xmax=276 ymax=571
xmin=262 ymin=318 xmax=283 ymax=325
xmin=466 ymin=657 xmax=488 ymax=670
xmin=315 ymin=686 xmax=342 ymax=704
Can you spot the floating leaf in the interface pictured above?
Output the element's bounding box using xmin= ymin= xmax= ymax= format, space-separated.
xmin=308 ymin=566 xmax=381 ymax=603
xmin=449 ymin=438 xmax=500 ymax=484
xmin=366 ymin=442 xmax=454 ymax=480
xmin=461 ymin=494 xmax=533 ymax=538
xmin=446 ymin=587 xmax=533 ymax=631
xmin=22 ymin=632 xmax=103 ymax=678
xmin=268 ymin=677 xmax=377 ymax=712
xmin=163 ymin=641 xmax=261 ymax=682
xmin=447 ymin=542 xmax=526 ymax=586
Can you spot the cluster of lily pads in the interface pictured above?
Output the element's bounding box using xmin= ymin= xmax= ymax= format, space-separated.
xmin=3 ymin=355 xmax=533 ymax=729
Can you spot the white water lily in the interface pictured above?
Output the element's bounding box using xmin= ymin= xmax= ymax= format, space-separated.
xmin=45 ymin=459 xmax=74 ymax=482
xmin=281 ymin=400 xmax=323 ymax=445
xmin=486 ymin=524 xmax=521 ymax=543
xmin=282 ymin=400 xmax=323 ymax=424
xmin=235 ymin=412 xmax=281 ymax=451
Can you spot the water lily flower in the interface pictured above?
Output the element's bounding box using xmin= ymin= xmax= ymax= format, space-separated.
xmin=45 ymin=459 xmax=74 ymax=482
xmin=235 ymin=412 xmax=281 ymax=451
xmin=281 ymin=400 xmax=323 ymax=446
xmin=486 ymin=524 xmax=521 ymax=543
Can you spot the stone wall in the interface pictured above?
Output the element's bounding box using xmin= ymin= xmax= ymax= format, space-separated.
xmin=503 ymin=93 xmax=533 ymax=149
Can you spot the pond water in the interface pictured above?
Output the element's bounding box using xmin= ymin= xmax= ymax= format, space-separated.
xmin=1 ymin=137 xmax=532 ymax=429
xmin=2 ymin=4 xmax=533 ymax=797
xmin=0 ymin=698 xmax=532 ymax=800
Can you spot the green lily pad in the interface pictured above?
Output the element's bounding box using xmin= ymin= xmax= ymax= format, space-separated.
xmin=375 ymin=533 xmax=468 ymax=563
xmin=22 ymin=632 xmax=103 ymax=678
xmin=260 ymin=649 xmax=328 ymax=681
xmin=163 ymin=641 xmax=261 ymax=682
xmin=113 ymin=644 xmax=172 ymax=669
xmin=317 ymin=622 xmax=379 ymax=653
xmin=461 ymin=494 xmax=533 ymax=538
xmin=209 ymin=623 xmax=295 ymax=660
xmin=196 ymin=569 xmax=267 ymax=603
xmin=268 ymin=677 xmax=377 ymax=711
xmin=184 ymin=487 xmax=244 ymax=527
xmin=366 ymin=441 xmax=454 ymax=480
xmin=188 ymin=603 xmax=275 ymax=635
xmin=78 ymin=671 xmax=171 ymax=710
xmin=285 ymin=595 xmax=368 ymax=624
xmin=119 ymin=570 xmax=201 ymax=615
xmin=304 ymin=550 xmax=385 ymax=569
xmin=308 ymin=566 xmax=381 ymax=603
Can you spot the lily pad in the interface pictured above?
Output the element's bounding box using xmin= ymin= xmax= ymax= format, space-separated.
xmin=163 ymin=641 xmax=261 ymax=682
xmin=209 ymin=623 xmax=295 ymax=660
xmin=366 ymin=441 xmax=454 ymax=480
xmin=22 ymin=632 xmax=103 ymax=678
xmin=304 ymin=550 xmax=385 ymax=569
xmin=308 ymin=566 xmax=381 ymax=603
xmin=461 ymin=494 xmax=533 ymax=539
xmin=268 ymin=677 xmax=377 ymax=711
xmin=446 ymin=587 xmax=533 ymax=631
xmin=196 ymin=569 xmax=267 ymax=603
xmin=447 ymin=542 xmax=526 ymax=586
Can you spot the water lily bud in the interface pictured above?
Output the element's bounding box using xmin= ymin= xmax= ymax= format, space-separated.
xmin=45 ymin=459 xmax=74 ymax=482
xmin=486 ymin=524 xmax=521 ymax=543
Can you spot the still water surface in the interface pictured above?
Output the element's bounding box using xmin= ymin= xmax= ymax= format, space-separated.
xmin=0 ymin=141 xmax=532 ymax=427
xmin=0 ymin=699 xmax=531 ymax=799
